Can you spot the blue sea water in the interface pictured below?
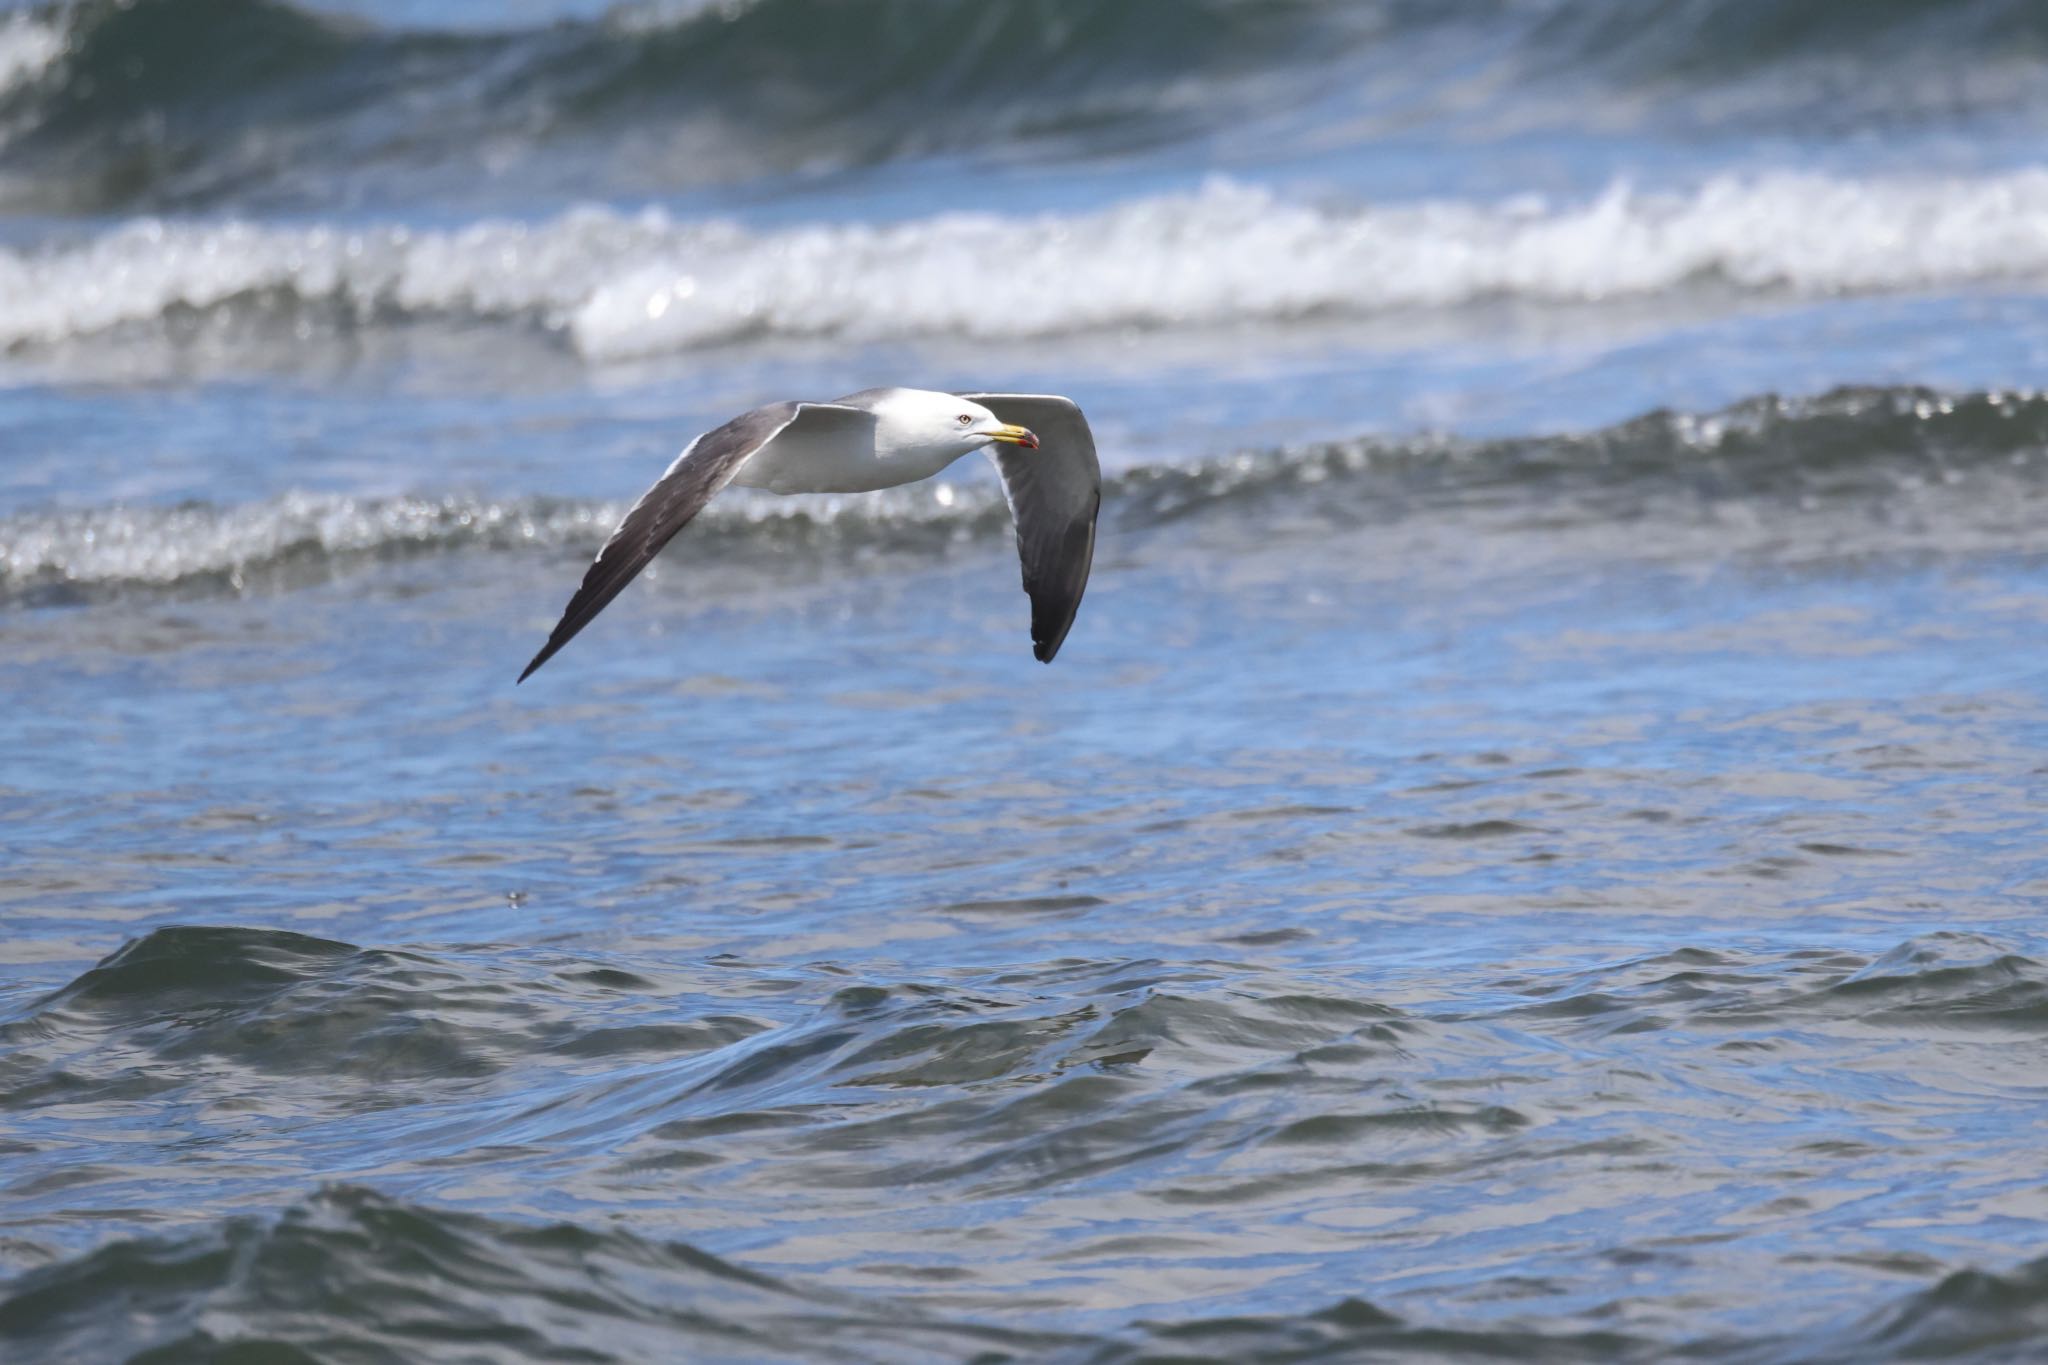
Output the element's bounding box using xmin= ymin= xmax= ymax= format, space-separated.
xmin=4 ymin=2 xmax=2048 ymax=1360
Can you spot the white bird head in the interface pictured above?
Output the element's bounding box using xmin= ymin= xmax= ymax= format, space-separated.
xmin=869 ymin=388 xmax=1039 ymax=457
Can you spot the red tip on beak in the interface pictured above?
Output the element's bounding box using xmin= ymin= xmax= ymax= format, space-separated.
xmin=1019 ymin=430 xmax=1040 ymax=450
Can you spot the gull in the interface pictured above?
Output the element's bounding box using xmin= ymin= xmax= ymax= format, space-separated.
xmin=517 ymin=388 xmax=1099 ymax=682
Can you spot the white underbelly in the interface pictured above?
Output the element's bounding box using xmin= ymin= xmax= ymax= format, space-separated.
xmin=736 ymin=429 xmax=962 ymax=495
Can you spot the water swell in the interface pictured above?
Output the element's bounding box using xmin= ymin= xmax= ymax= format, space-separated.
xmin=0 ymin=0 xmax=1331 ymax=212
xmin=5 ymin=385 xmax=2045 ymax=605
xmin=0 ymin=925 xmax=780 ymax=1110
xmin=0 ymin=1186 xmax=1073 ymax=1363
xmin=1534 ymin=0 xmax=2048 ymax=89
xmin=8 ymin=0 xmax=2048 ymax=212
xmin=7 ymin=1187 xmax=2043 ymax=1362
xmin=9 ymin=923 xmax=2048 ymax=1360
xmin=9 ymin=172 xmax=2048 ymax=359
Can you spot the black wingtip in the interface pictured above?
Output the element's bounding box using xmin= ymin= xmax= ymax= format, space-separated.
xmin=1031 ymin=612 xmax=1074 ymax=663
xmin=516 ymin=646 xmax=552 ymax=685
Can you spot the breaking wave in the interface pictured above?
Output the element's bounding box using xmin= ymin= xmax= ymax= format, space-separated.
xmin=6 ymin=385 xmax=2046 ymax=605
xmin=9 ymin=171 xmax=2048 ymax=360
xmin=6 ymin=0 xmax=2048 ymax=213
xmin=0 ymin=481 xmax=1018 ymax=603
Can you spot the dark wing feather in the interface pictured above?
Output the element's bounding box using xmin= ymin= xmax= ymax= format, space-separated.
xmin=963 ymin=393 xmax=1101 ymax=663
xmin=517 ymin=401 xmax=863 ymax=682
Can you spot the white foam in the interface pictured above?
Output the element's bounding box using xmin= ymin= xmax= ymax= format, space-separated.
xmin=0 ymin=493 xmax=609 ymax=590
xmin=10 ymin=172 xmax=2048 ymax=358
xmin=607 ymin=0 xmax=762 ymax=31
xmin=0 ymin=10 xmax=62 ymax=100
xmin=0 ymin=481 xmax=1002 ymax=592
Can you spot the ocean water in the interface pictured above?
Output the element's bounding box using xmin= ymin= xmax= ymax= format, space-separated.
xmin=5 ymin=1 xmax=2048 ymax=1360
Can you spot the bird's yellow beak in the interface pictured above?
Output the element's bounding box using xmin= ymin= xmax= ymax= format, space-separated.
xmin=987 ymin=423 xmax=1039 ymax=449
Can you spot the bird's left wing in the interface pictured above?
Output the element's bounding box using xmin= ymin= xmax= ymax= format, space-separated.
xmin=518 ymin=400 xmax=871 ymax=682
xmin=962 ymin=393 xmax=1101 ymax=663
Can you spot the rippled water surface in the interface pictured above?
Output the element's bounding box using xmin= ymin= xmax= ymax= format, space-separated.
xmin=8 ymin=452 xmax=2048 ymax=1358
xmin=5 ymin=0 xmax=2048 ymax=1360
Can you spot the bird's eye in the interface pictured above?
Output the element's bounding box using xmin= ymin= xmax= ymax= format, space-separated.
xmin=957 ymin=413 xmax=972 ymax=425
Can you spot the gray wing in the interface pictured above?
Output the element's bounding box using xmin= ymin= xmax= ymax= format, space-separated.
xmin=518 ymin=401 xmax=869 ymax=682
xmin=963 ymin=393 xmax=1101 ymax=663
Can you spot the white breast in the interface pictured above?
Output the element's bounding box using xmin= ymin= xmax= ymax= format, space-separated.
xmin=736 ymin=418 xmax=971 ymax=495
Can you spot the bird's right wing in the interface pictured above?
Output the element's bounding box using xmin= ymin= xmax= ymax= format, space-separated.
xmin=962 ymin=393 xmax=1101 ymax=663
xmin=518 ymin=401 xmax=872 ymax=682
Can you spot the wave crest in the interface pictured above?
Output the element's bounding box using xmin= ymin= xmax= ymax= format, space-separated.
xmin=10 ymin=172 xmax=2048 ymax=358
xmin=0 ymin=479 xmax=1012 ymax=603
xmin=7 ymin=385 xmax=2047 ymax=605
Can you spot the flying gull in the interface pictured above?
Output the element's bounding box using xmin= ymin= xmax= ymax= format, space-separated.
xmin=517 ymin=388 xmax=1100 ymax=682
